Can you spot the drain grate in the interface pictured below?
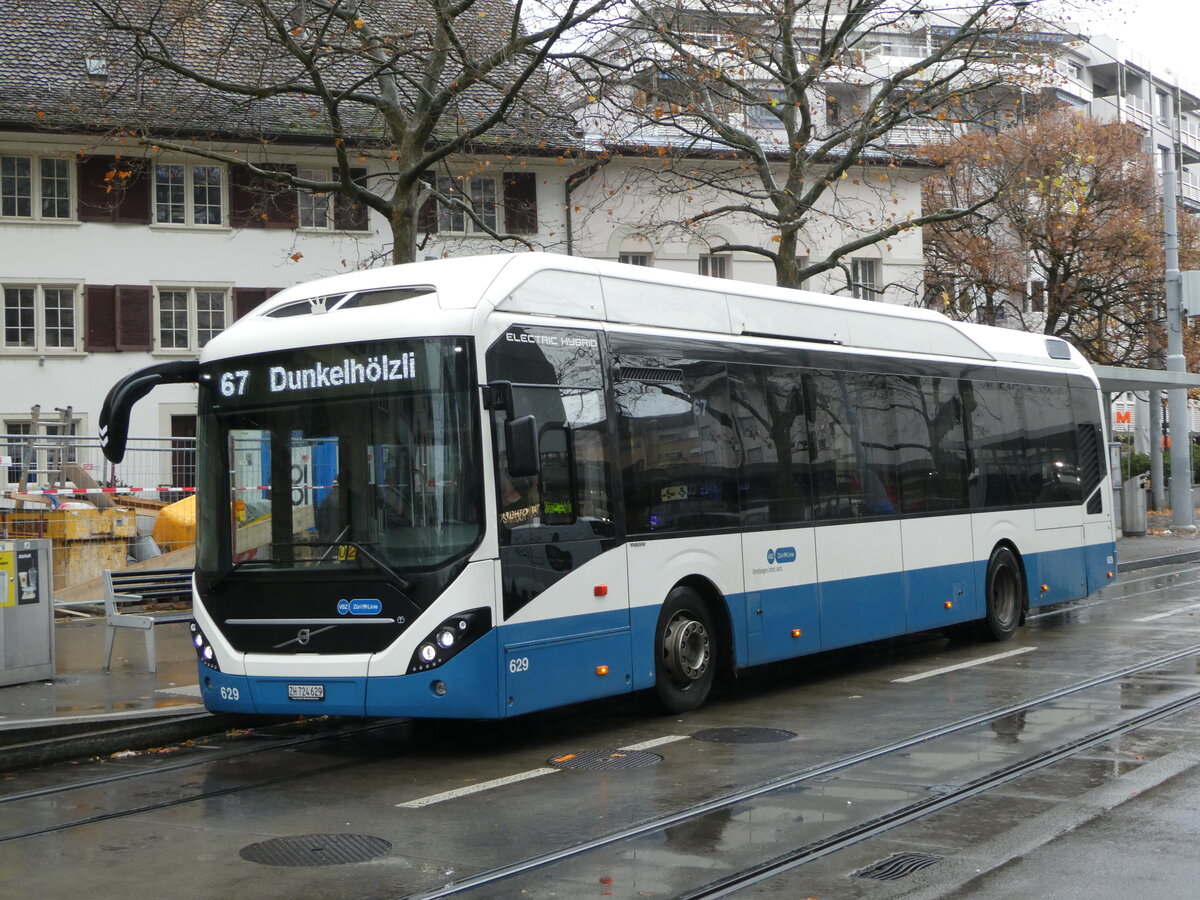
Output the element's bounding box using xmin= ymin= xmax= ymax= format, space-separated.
xmin=691 ymin=726 xmax=797 ymax=744
xmin=239 ymin=833 xmax=392 ymax=867
xmin=852 ymin=852 xmax=943 ymax=881
xmin=548 ymin=749 xmax=663 ymax=770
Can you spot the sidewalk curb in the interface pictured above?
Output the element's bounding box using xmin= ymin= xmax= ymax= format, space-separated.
xmin=0 ymin=711 xmax=257 ymax=772
xmin=1120 ymin=548 xmax=1200 ymax=572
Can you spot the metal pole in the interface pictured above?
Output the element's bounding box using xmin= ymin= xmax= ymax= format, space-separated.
xmin=1151 ymin=391 xmax=1165 ymax=510
xmin=1164 ymin=154 xmax=1195 ymax=529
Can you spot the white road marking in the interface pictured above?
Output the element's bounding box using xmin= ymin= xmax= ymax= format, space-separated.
xmin=1134 ymin=601 xmax=1200 ymax=622
xmin=892 ymin=646 xmax=1038 ymax=683
xmin=155 ymin=684 xmax=202 ymax=697
xmin=396 ymin=767 xmax=561 ymax=808
xmin=396 ymin=735 xmax=689 ymax=809
xmin=618 ymin=734 xmax=689 ymax=751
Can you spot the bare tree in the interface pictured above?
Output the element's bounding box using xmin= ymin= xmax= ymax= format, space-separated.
xmin=88 ymin=0 xmax=616 ymax=263
xmin=567 ymin=0 xmax=1059 ymax=289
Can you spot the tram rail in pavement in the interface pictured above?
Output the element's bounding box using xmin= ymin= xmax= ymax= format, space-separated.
xmin=1 ymin=527 xmax=1197 ymax=770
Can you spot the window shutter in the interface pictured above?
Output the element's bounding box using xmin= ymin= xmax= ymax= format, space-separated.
xmin=334 ymin=167 xmax=369 ymax=231
xmin=230 ymin=165 xmax=297 ymax=229
xmin=233 ymin=287 xmax=270 ymax=320
xmin=115 ymin=285 xmax=152 ymax=351
xmin=503 ymin=172 xmax=538 ymax=234
xmin=417 ymin=172 xmax=438 ymax=233
xmin=85 ymin=285 xmax=117 ymax=351
xmin=77 ymin=156 xmax=151 ymax=224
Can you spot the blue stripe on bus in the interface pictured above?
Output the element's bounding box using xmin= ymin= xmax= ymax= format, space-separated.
xmin=198 ymin=540 xmax=1114 ymax=718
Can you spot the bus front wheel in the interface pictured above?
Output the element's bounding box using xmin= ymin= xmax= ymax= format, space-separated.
xmin=983 ymin=546 xmax=1022 ymax=641
xmin=652 ymin=586 xmax=716 ymax=714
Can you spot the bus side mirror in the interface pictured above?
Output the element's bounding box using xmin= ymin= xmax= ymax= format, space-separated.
xmin=100 ymin=360 xmax=200 ymax=463
xmin=505 ymin=415 xmax=540 ymax=477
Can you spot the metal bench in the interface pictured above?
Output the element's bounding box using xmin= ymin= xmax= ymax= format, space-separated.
xmin=102 ymin=567 xmax=194 ymax=673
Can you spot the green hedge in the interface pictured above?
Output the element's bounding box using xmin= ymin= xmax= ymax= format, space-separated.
xmin=1120 ymin=447 xmax=1200 ymax=483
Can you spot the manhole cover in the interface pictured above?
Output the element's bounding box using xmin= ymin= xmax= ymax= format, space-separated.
xmin=239 ymin=833 xmax=392 ymax=867
xmin=691 ymin=726 xmax=797 ymax=744
xmin=548 ymin=749 xmax=663 ymax=770
xmin=852 ymin=851 xmax=942 ymax=881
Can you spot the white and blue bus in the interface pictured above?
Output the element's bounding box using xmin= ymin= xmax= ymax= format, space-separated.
xmin=100 ymin=255 xmax=1116 ymax=717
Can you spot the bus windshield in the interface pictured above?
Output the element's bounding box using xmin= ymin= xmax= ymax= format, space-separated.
xmin=196 ymin=337 xmax=481 ymax=579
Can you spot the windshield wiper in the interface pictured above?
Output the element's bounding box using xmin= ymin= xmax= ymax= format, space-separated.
xmin=206 ymin=557 xmax=278 ymax=592
xmin=206 ymin=542 xmax=413 ymax=597
xmin=331 ymin=540 xmax=415 ymax=595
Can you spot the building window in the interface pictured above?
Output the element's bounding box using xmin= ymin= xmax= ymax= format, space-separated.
xmin=1157 ymin=91 xmax=1171 ymax=124
xmin=795 ymin=255 xmax=810 ymax=290
xmin=826 ymin=95 xmax=841 ymax=127
xmin=1030 ymin=280 xmax=1046 ymax=313
xmin=156 ymin=287 xmax=229 ymax=351
xmin=2 ymin=285 xmax=78 ymax=351
xmin=155 ymin=163 xmax=224 ymax=226
xmin=436 ymin=175 xmax=498 ymax=234
xmin=297 ymin=167 xmax=331 ymax=229
xmin=699 ymin=254 xmax=730 ymax=278
xmin=619 ymin=253 xmax=651 ymax=266
xmin=746 ymin=90 xmax=788 ymax=128
xmin=850 ymin=259 xmax=880 ymax=300
xmin=1 ymin=155 xmax=73 ymax=220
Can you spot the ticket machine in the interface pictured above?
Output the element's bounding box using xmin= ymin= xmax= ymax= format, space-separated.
xmin=0 ymin=539 xmax=55 ymax=686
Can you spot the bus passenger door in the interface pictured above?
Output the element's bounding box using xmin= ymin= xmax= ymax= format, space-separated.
xmin=486 ymin=325 xmax=629 ymax=716
xmin=1073 ymin=386 xmax=1114 ymax=596
xmin=808 ymin=372 xmax=907 ymax=647
xmin=1029 ymin=382 xmax=1087 ymax=604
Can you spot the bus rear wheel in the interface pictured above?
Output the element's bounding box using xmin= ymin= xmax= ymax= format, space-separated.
xmin=652 ymin=587 xmax=716 ymax=714
xmin=983 ymin=546 xmax=1022 ymax=641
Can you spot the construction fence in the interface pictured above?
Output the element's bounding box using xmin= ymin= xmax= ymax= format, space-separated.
xmin=0 ymin=434 xmax=197 ymax=597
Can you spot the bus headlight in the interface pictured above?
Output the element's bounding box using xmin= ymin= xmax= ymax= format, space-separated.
xmin=190 ymin=622 xmax=221 ymax=672
xmin=407 ymin=608 xmax=491 ymax=674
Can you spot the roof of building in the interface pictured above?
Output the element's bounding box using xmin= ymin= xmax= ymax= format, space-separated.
xmin=0 ymin=0 xmax=580 ymax=151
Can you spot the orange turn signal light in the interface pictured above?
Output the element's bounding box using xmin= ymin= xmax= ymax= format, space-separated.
xmin=594 ymin=584 xmax=608 ymax=597
xmin=791 ymin=628 xmax=802 ymax=638
xmin=596 ymin=665 xmax=609 ymax=676
xmin=1040 ymin=584 xmax=1049 ymax=593
xmin=945 ymin=601 xmax=953 ymax=609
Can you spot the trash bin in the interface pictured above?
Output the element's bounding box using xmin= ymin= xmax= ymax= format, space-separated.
xmin=1122 ymin=476 xmax=1148 ymax=537
xmin=0 ymin=539 xmax=55 ymax=686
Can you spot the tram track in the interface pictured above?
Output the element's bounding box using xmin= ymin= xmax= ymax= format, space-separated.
xmin=0 ymin=717 xmax=410 ymax=844
xmin=402 ymin=641 xmax=1200 ymax=898
xmin=8 ymin=620 xmax=1200 ymax=892
xmin=679 ymin=687 xmax=1200 ymax=898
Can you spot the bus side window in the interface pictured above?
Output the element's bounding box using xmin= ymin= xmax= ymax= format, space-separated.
xmin=728 ymin=364 xmax=812 ymax=526
xmin=494 ymin=386 xmax=613 ymax=542
xmin=966 ymin=381 xmax=1032 ymax=509
xmin=1025 ymin=382 xmax=1081 ymax=504
xmin=807 ymin=371 xmax=898 ymax=519
xmin=538 ymin=423 xmax=575 ymax=525
xmin=893 ymin=376 xmax=969 ymax=514
xmin=615 ymin=360 xmax=740 ymax=535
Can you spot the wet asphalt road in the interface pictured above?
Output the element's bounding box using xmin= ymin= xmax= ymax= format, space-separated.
xmin=6 ymin=561 xmax=1200 ymax=899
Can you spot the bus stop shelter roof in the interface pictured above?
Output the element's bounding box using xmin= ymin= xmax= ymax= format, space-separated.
xmin=1092 ymin=365 xmax=1200 ymax=393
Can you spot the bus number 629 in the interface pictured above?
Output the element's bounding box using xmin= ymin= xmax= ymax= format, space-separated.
xmin=508 ymin=657 xmax=530 ymax=674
